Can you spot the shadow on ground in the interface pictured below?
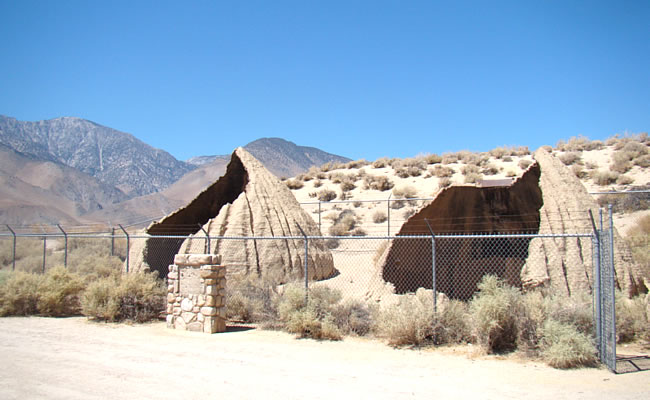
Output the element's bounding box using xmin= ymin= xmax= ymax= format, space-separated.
xmin=616 ymin=355 xmax=650 ymax=374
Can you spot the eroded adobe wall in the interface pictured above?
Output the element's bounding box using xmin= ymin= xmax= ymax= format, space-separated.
xmin=382 ymin=164 xmax=543 ymax=299
xmin=134 ymin=151 xmax=249 ymax=277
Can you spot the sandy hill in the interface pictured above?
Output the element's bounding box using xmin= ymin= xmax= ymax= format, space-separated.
xmin=284 ymin=135 xmax=649 ymax=237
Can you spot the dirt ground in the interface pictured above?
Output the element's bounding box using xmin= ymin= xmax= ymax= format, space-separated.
xmin=1 ymin=317 xmax=648 ymax=400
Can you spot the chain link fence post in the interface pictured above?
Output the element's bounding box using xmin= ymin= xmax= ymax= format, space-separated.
xmin=6 ymin=225 xmax=16 ymax=271
xmin=57 ymin=224 xmax=68 ymax=268
xmin=119 ymin=224 xmax=130 ymax=273
xmin=296 ymin=223 xmax=309 ymax=302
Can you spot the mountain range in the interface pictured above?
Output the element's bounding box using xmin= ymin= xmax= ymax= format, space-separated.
xmin=0 ymin=115 xmax=350 ymax=227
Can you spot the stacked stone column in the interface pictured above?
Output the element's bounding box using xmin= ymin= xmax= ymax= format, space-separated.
xmin=166 ymin=254 xmax=227 ymax=334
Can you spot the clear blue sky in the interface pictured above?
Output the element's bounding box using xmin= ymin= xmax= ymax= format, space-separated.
xmin=1 ymin=0 xmax=648 ymax=161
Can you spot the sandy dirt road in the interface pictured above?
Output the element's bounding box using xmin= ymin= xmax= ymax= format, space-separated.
xmin=0 ymin=317 xmax=648 ymax=400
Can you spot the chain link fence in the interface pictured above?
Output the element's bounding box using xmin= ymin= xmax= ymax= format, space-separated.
xmin=0 ymin=210 xmax=642 ymax=373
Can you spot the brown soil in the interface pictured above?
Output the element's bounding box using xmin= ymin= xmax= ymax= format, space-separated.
xmin=1 ymin=317 xmax=648 ymax=400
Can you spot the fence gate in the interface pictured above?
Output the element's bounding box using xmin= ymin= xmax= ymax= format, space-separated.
xmin=594 ymin=216 xmax=617 ymax=372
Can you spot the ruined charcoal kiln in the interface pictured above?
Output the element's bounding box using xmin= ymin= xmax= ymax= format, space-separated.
xmin=129 ymin=147 xmax=336 ymax=282
xmin=379 ymin=148 xmax=647 ymax=300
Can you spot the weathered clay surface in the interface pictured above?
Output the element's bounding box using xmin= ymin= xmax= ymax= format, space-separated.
xmin=129 ymin=148 xmax=335 ymax=283
xmin=378 ymin=148 xmax=648 ymax=299
xmin=521 ymin=148 xmax=647 ymax=296
xmin=380 ymin=163 xmax=543 ymax=300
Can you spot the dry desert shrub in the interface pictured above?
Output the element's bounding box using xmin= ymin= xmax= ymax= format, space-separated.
xmin=392 ymin=185 xmax=417 ymax=199
xmin=362 ymin=174 xmax=394 ymax=191
xmin=372 ymin=210 xmax=387 ymax=223
xmin=423 ymin=153 xmax=442 ymax=164
xmin=489 ymin=147 xmax=508 ymax=159
xmin=226 ymin=274 xmax=280 ymax=323
xmin=540 ymin=320 xmax=597 ymax=369
xmin=460 ymin=164 xmax=480 ymax=175
xmin=278 ymin=285 xmax=343 ymax=340
xmin=634 ymin=154 xmax=650 ymax=168
xmin=374 ymin=289 xmax=436 ymax=346
xmin=558 ymin=152 xmax=582 ymax=166
xmin=285 ymin=179 xmax=304 ymax=190
xmin=470 ymin=275 xmax=522 ymax=353
xmin=339 ymin=177 xmax=356 ymax=193
xmin=592 ymin=170 xmax=619 ymax=186
xmin=36 ymin=266 xmax=85 ymax=316
xmin=438 ymin=177 xmax=452 ymax=188
xmin=330 ymin=299 xmax=373 ymax=336
xmin=585 ymin=161 xmax=598 ymax=170
xmin=441 ymin=153 xmax=459 ymax=164
xmin=81 ymin=272 xmax=165 ymax=322
xmin=375 ymin=289 xmax=471 ymax=346
xmin=557 ymin=136 xmax=602 ymax=152
xmin=432 ymin=165 xmax=454 ymax=178
xmin=616 ymin=175 xmax=634 ymax=185
xmin=597 ymin=186 xmax=650 ymax=213
xmin=464 ymin=172 xmax=482 ymax=184
xmin=615 ymin=292 xmax=650 ymax=343
xmin=0 ymin=267 xmax=85 ymax=317
xmin=505 ymin=170 xmax=517 ymax=178
xmin=518 ymin=159 xmax=532 ymax=170
xmin=345 ymin=159 xmax=369 ymax=169
xmin=313 ymin=179 xmax=322 ymax=188
xmin=625 ymin=214 xmax=650 ymax=283
xmin=372 ymin=157 xmax=389 ymax=168
xmin=0 ymin=270 xmax=43 ymax=316
xmin=402 ymin=207 xmax=417 ymax=219
xmin=317 ymin=189 xmax=337 ymax=202
xmin=481 ymin=163 xmax=499 ymax=175
xmin=328 ymin=210 xmax=357 ymax=236
xmin=571 ymin=164 xmax=587 ymax=179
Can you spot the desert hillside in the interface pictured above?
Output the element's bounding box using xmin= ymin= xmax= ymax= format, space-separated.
xmin=284 ymin=134 xmax=649 ymax=237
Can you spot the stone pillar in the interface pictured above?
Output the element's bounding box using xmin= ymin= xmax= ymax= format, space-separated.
xmin=166 ymin=254 xmax=227 ymax=334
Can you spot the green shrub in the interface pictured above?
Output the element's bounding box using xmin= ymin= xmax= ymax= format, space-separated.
xmin=540 ymin=320 xmax=597 ymax=369
xmin=469 ymin=275 xmax=521 ymax=353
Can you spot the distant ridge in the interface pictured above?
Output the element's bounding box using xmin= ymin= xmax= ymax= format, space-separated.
xmin=0 ymin=115 xmax=194 ymax=197
xmin=189 ymin=137 xmax=351 ymax=178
